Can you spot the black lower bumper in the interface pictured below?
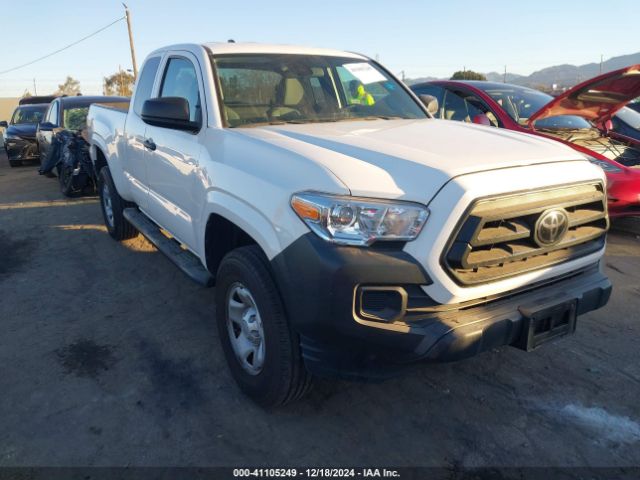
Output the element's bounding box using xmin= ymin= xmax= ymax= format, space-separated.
xmin=5 ymin=138 xmax=39 ymax=162
xmin=270 ymin=233 xmax=611 ymax=379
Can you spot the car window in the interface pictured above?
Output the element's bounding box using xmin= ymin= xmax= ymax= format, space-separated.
xmin=212 ymin=54 xmax=426 ymax=128
xmin=411 ymin=84 xmax=446 ymax=117
xmin=474 ymin=84 xmax=592 ymax=129
xmin=615 ymin=107 xmax=640 ymax=129
xmin=46 ymin=101 xmax=59 ymax=125
xmin=11 ymin=105 xmax=47 ymax=125
xmin=133 ymin=56 xmax=161 ymax=116
xmin=160 ymin=57 xmax=202 ymax=124
xmin=334 ymin=64 xmax=416 ymax=114
xmin=63 ymin=107 xmax=90 ymax=131
xmin=441 ymin=89 xmax=499 ymax=127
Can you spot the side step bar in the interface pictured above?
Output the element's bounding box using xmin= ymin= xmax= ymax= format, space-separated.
xmin=123 ymin=208 xmax=214 ymax=287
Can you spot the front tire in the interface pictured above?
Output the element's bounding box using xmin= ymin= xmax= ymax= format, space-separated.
xmin=216 ymin=245 xmax=313 ymax=407
xmin=98 ymin=166 xmax=137 ymax=241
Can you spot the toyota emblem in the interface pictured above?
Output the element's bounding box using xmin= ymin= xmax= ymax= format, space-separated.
xmin=534 ymin=209 xmax=569 ymax=247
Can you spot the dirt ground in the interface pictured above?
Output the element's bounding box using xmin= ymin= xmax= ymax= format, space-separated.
xmin=0 ymin=151 xmax=639 ymax=469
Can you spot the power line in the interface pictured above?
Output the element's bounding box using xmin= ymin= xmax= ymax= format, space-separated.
xmin=0 ymin=16 xmax=125 ymax=76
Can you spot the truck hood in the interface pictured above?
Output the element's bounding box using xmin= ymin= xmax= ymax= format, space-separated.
xmin=236 ymin=119 xmax=584 ymax=201
xmin=528 ymin=64 xmax=640 ymax=126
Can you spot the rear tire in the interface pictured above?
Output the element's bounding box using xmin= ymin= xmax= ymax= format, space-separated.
xmin=98 ymin=166 xmax=137 ymax=241
xmin=215 ymin=245 xmax=313 ymax=407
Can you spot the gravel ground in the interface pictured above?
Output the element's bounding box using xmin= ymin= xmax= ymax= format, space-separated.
xmin=0 ymin=152 xmax=639 ymax=469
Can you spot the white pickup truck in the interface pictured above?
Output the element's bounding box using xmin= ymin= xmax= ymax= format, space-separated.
xmin=88 ymin=42 xmax=611 ymax=406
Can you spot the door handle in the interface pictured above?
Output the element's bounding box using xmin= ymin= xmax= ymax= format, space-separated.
xmin=142 ymin=138 xmax=156 ymax=151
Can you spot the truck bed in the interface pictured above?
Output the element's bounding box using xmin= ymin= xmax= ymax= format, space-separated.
xmin=87 ymin=103 xmax=128 ymax=154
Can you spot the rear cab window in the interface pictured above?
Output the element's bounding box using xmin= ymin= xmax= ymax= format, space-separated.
xmin=133 ymin=56 xmax=161 ymax=116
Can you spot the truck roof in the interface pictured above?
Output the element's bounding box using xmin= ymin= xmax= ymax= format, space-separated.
xmin=148 ymin=42 xmax=367 ymax=60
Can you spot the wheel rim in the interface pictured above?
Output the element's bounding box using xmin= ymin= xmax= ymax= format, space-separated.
xmin=226 ymin=282 xmax=265 ymax=375
xmin=102 ymin=183 xmax=115 ymax=227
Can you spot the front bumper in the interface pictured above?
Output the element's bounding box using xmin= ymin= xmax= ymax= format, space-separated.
xmin=5 ymin=137 xmax=39 ymax=161
xmin=271 ymin=233 xmax=611 ymax=379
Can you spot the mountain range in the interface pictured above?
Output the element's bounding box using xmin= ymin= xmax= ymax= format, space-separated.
xmin=406 ymin=51 xmax=640 ymax=88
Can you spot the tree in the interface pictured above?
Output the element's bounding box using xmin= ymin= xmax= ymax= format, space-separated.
xmin=104 ymin=69 xmax=135 ymax=96
xmin=450 ymin=70 xmax=487 ymax=81
xmin=55 ymin=76 xmax=81 ymax=96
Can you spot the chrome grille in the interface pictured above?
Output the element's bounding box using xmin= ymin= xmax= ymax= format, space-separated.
xmin=445 ymin=182 xmax=608 ymax=285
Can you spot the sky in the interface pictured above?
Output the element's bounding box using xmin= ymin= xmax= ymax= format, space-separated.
xmin=0 ymin=0 xmax=638 ymax=97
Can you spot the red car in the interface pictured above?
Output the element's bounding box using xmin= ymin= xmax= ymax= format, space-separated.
xmin=411 ymin=65 xmax=640 ymax=217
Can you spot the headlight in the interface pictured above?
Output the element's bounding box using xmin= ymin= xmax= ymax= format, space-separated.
xmin=585 ymin=155 xmax=623 ymax=173
xmin=291 ymin=192 xmax=429 ymax=246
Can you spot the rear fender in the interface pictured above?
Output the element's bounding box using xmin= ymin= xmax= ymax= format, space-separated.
xmin=89 ymin=129 xmax=132 ymax=200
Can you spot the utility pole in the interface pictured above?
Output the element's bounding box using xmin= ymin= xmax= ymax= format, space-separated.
xmin=123 ymin=3 xmax=138 ymax=78
xmin=118 ymin=65 xmax=124 ymax=96
xmin=503 ymin=65 xmax=507 ymax=83
xmin=599 ymin=54 xmax=603 ymax=74
xmin=401 ymin=70 xmax=405 ymax=82
xmin=33 ymin=78 xmax=37 ymax=95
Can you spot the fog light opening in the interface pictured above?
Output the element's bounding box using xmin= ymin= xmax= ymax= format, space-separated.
xmin=358 ymin=286 xmax=408 ymax=323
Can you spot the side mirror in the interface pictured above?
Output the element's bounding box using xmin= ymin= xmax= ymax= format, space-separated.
xmin=418 ymin=94 xmax=439 ymax=117
xmin=141 ymin=97 xmax=199 ymax=132
xmin=472 ymin=114 xmax=492 ymax=126
xmin=0 ymin=121 xmax=7 ymax=128
xmin=38 ymin=121 xmax=56 ymax=131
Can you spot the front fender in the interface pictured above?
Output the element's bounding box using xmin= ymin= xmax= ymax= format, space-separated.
xmin=199 ymin=189 xmax=308 ymax=265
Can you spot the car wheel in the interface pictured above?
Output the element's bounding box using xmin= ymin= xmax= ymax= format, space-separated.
xmin=98 ymin=166 xmax=137 ymax=241
xmin=216 ymin=245 xmax=313 ymax=407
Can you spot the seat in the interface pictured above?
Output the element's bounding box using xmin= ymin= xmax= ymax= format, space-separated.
xmin=444 ymin=92 xmax=470 ymax=122
xmin=270 ymin=78 xmax=305 ymax=119
xmin=224 ymin=106 xmax=241 ymax=126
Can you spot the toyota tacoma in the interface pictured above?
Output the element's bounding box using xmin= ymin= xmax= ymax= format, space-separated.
xmin=87 ymin=42 xmax=612 ymax=406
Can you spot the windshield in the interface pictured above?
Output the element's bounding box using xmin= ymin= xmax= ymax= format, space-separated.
xmin=615 ymin=106 xmax=640 ymax=129
xmin=210 ymin=54 xmax=427 ymax=127
xmin=473 ymin=84 xmax=592 ymax=130
xmin=10 ymin=105 xmax=47 ymax=125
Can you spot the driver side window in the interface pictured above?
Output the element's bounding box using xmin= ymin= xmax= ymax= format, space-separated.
xmin=442 ymin=89 xmax=500 ymax=127
xmin=160 ymin=57 xmax=202 ymax=124
xmin=47 ymin=101 xmax=59 ymax=126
